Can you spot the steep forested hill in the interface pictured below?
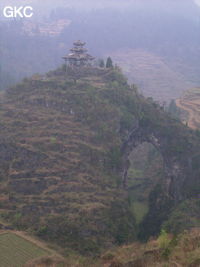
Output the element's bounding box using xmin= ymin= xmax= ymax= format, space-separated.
xmin=0 ymin=66 xmax=200 ymax=256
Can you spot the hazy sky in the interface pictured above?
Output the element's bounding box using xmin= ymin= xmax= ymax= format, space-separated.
xmin=0 ymin=0 xmax=199 ymax=19
xmin=0 ymin=0 xmax=138 ymax=9
xmin=1 ymin=0 xmax=199 ymax=9
xmin=195 ymin=0 xmax=200 ymax=7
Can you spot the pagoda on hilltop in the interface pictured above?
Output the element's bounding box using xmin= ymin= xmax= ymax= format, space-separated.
xmin=62 ymin=40 xmax=95 ymax=67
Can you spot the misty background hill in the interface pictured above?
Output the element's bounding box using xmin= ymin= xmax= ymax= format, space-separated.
xmin=1 ymin=0 xmax=200 ymax=100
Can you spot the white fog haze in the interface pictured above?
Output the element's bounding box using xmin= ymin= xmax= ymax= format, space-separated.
xmin=1 ymin=0 xmax=200 ymax=100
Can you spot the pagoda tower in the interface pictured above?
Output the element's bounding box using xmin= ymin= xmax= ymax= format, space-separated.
xmin=62 ymin=40 xmax=94 ymax=67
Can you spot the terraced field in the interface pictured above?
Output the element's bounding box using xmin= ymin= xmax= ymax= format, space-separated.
xmin=176 ymin=87 xmax=200 ymax=129
xmin=109 ymin=48 xmax=196 ymax=101
xmin=0 ymin=232 xmax=51 ymax=267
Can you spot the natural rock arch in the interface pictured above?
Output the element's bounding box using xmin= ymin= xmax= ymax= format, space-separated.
xmin=120 ymin=104 xmax=200 ymax=238
xmin=121 ymin=121 xmax=186 ymax=202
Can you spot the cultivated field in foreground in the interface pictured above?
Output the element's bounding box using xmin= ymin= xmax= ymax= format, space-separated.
xmin=0 ymin=232 xmax=51 ymax=267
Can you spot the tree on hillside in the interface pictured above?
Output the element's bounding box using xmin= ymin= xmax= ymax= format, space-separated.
xmin=106 ymin=57 xmax=113 ymax=68
xmin=167 ymin=99 xmax=180 ymax=119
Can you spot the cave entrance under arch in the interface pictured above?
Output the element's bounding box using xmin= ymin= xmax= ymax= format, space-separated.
xmin=126 ymin=142 xmax=164 ymax=225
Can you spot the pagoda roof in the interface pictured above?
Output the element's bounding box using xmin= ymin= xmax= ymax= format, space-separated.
xmin=70 ymin=47 xmax=87 ymax=53
xmin=63 ymin=53 xmax=94 ymax=61
xmin=86 ymin=54 xmax=95 ymax=60
xmin=73 ymin=40 xmax=86 ymax=46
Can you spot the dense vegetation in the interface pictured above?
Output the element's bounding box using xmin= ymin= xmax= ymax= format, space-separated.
xmin=0 ymin=67 xmax=138 ymax=255
xmin=98 ymin=228 xmax=200 ymax=267
xmin=0 ymin=66 xmax=200 ymax=259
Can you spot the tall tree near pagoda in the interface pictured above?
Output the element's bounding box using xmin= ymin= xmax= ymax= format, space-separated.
xmin=106 ymin=57 xmax=113 ymax=68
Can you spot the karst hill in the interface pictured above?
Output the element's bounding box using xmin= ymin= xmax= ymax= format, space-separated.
xmin=0 ymin=65 xmax=200 ymax=256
